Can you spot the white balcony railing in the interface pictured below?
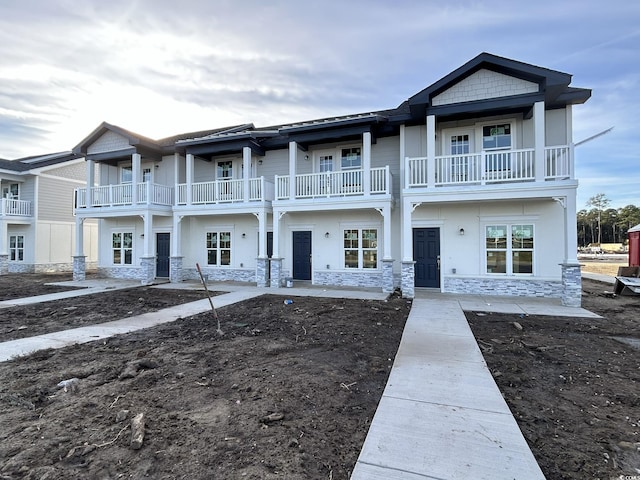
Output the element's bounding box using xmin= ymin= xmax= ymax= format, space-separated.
xmin=176 ymin=177 xmax=274 ymax=205
xmin=75 ymin=182 xmax=173 ymax=208
xmin=275 ymin=167 xmax=392 ymax=200
xmin=1 ymin=198 xmax=32 ymax=216
xmin=406 ymin=146 xmax=572 ymax=188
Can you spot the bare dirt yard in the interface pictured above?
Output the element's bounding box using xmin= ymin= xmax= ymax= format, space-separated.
xmin=0 ymin=273 xmax=411 ymax=479
xmin=1 ymin=273 xmax=638 ymax=479
xmin=468 ymin=278 xmax=640 ymax=480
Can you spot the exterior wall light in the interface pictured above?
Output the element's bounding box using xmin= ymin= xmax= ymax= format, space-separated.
xmin=241 ymin=233 xmax=246 ymax=238
xmin=325 ymin=232 xmax=330 ymax=238
xmin=459 ymin=228 xmax=465 ymax=236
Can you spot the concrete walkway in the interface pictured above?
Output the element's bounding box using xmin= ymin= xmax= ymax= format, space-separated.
xmin=351 ymin=292 xmax=599 ymax=480
xmin=0 ymin=280 xmax=600 ymax=478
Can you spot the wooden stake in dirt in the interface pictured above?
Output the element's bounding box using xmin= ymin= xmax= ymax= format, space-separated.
xmin=195 ymin=263 xmax=223 ymax=335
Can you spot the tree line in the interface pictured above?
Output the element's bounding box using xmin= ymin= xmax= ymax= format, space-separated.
xmin=577 ymin=193 xmax=640 ymax=247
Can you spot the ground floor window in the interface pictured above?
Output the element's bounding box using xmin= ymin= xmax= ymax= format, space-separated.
xmin=485 ymin=224 xmax=534 ymax=274
xmin=206 ymin=231 xmax=231 ymax=266
xmin=343 ymin=228 xmax=378 ymax=269
xmin=112 ymin=232 xmax=133 ymax=265
xmin=9 ymin=235 xmax=24 ymax=261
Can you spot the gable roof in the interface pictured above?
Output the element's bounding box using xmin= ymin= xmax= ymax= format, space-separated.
xmin=408 ymin=52 xmax=591 ymax=119
xmin=0 ymin=151 xmax=80 ymax=174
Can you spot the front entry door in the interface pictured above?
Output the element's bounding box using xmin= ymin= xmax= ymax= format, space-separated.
xmin=292 ymin=231 xmax=312 ymax=280
xmin=156 ymin=233 xmax=170 ymax=278
xmin=414 ymin=228 xmax=440 ymax=288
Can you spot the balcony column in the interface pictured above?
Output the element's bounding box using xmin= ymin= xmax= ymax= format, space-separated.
xmin=132 ymin=153 xmax=141 ymax=204
xmin=73 ymin=217 xmax=86 ymax=281
xmin=255 ymin=210 xmax=268 ymax=287
xmin=86 ymin=159 xmax=95 ymax=207
xmin=270 ymin=209 xmax=283 ymax=288
xmin=554 ymin=195 xmax=581 ymax=307
xmin=170 ymin=215 xmax=183 ymax=283
xmin=0 ymin=219 xmax=8 ymax=275
xmin=186 ymin=154 xmax=194 ymax=205
xmin=566 ymin=105 xmax=574 ymax=178
xmin=363 ymin=131 xmax=371 ymax=194
xmin=426 ymin=115 xmax=436 ymax=188
xmin=533 ymin=101 xmax=545 ymax=182
xmin=401 ymin=197 xmax=415 ymax=298
xmin=288 ymin=141 xmax=297 ymax=200
xmin=140 ymin=213 xmax=155 ymax=285
xmin=243 ymin=147 xmax=251 ymax=202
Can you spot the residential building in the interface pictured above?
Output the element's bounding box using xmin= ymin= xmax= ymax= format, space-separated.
xmin=0 ymin=152 xmax=98 ymax=274
xmin=72 ymin=53 xmax=591 ymax=306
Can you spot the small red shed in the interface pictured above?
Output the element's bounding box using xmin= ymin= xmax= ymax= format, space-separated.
xmin=629 ymin=223 xmax=640 ymax=267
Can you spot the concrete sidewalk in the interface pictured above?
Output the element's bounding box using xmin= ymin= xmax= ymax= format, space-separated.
xmin=352 ymin=293 xmax=599 ymax=479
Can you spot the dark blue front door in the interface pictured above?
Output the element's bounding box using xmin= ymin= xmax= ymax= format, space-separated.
xmin=292 ymin=231 xmax=312 ymax=280
xmin=156 ymin=233 xmax=170 ymax=278
xmin=414 ymin=228 xmax=440 ymax=288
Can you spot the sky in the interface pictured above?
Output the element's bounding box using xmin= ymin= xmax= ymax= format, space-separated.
xmin=0 ymin=0 xmax=638 ymax=210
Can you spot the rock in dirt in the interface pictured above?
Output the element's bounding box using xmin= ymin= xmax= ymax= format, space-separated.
xmin=512 ymin=321 xmax=523 ymax=331
xmin=57 ymin=378 xmax=80 ymax=393
xmin=119 ymin=359 xmax=159 ymax=380
xmin=116 ymin=409 xmax=130 ymax=422
xmin=130 ymin=413 xmax=145 ymax=450
xmin=261 ymin=412 xmax=284 ymax=423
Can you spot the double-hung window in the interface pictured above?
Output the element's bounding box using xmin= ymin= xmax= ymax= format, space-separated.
xmin=483 ymin=124 xmax=512 ymax=172
xmin=485 ymin=224 xmax=533 ymax=274
xmin=344 ymin=228 xmax=378 ymax=269
xmin=112 ymin=232 xmax=133 ymax=265
xmin=9 ymin=235 xmax=24 ymax=261
xmin=206 ymin=231 xmax=231 ymax=266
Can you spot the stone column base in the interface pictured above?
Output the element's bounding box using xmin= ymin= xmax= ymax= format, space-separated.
xmin=170 ymin=256 xmax=183 ymax=283
xmin=256 ymin=257 xmax=269 ymax=287
xmin=382 ymin=259 xmax=395 ymax=294
xmin=561 ymin=262 xmax=582 ymax=307
xmin=72 ymin=256 xmax=86 ymax=281
xmin=0 ymin=254 xmax=8 ymax=275
xmin=401 ymin=261 xmax=416 ymax=299
xmin=270 ymin=257 xmax=283 ymax=288
xmin=140 ymin=256 xmax=156 ymax=285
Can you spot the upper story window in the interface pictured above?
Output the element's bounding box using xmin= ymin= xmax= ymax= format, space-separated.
xmin=319 ymin=155 xmax=334 ymax=172
xmin=341 ymin=147 xmax=361 ymax=169
xmin=142 ymin=168 xmax=152 ymax=183
xmin=450 ymin=135 xmax=470 ymax=155
xmin=483 ymin=124 xmax=511 ymax=150
xmin=121 ymin=166 xmax=133 ymax=184
xmin=2 ymin=183 xmax=19 ymax=198
xmin=217 ymin=161 xmax=233 ymax=180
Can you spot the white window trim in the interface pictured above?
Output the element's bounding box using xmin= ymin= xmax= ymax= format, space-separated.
xmin=338 ymin=144 xmax=363 ymax=170
xmin=205 ymin=228 xmax=234 ymax=267
xmin=215 ymin=157 xmax=238 ymax=181
xmin=482 ymin=221 xmax=535 ymax=276
xmin=341 ymin=225 xmax=380 ymax=270
xmin=111 ymin=231 xmax=134 ymax=266
xmin=8 ymin=233 xmax=25 ymax=262
xmin=474 ymin=118 xmax=517 ymax=152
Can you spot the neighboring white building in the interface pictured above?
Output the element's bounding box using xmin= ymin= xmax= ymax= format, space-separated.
xmin=72 ymin=53 xmax=591 ymax=306
xmin=0 ymin=151 xmax=98 ymax=274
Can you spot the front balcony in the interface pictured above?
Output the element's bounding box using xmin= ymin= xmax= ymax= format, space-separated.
xmin=176 ymin=177 xmax=274 ymax=205
xmin=75 ymin=182 xmax=173 ymax=209
xmin=406 ymin=146 xmax=572 ymax=188
xmin=1 ymin=198 xmax=32 ymax=217
xmin=275 ymin=166 xmax=392 ymax=200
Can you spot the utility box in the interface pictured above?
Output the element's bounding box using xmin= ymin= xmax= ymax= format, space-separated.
xmin=629 ymin=224 xmax=640 ymax=267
